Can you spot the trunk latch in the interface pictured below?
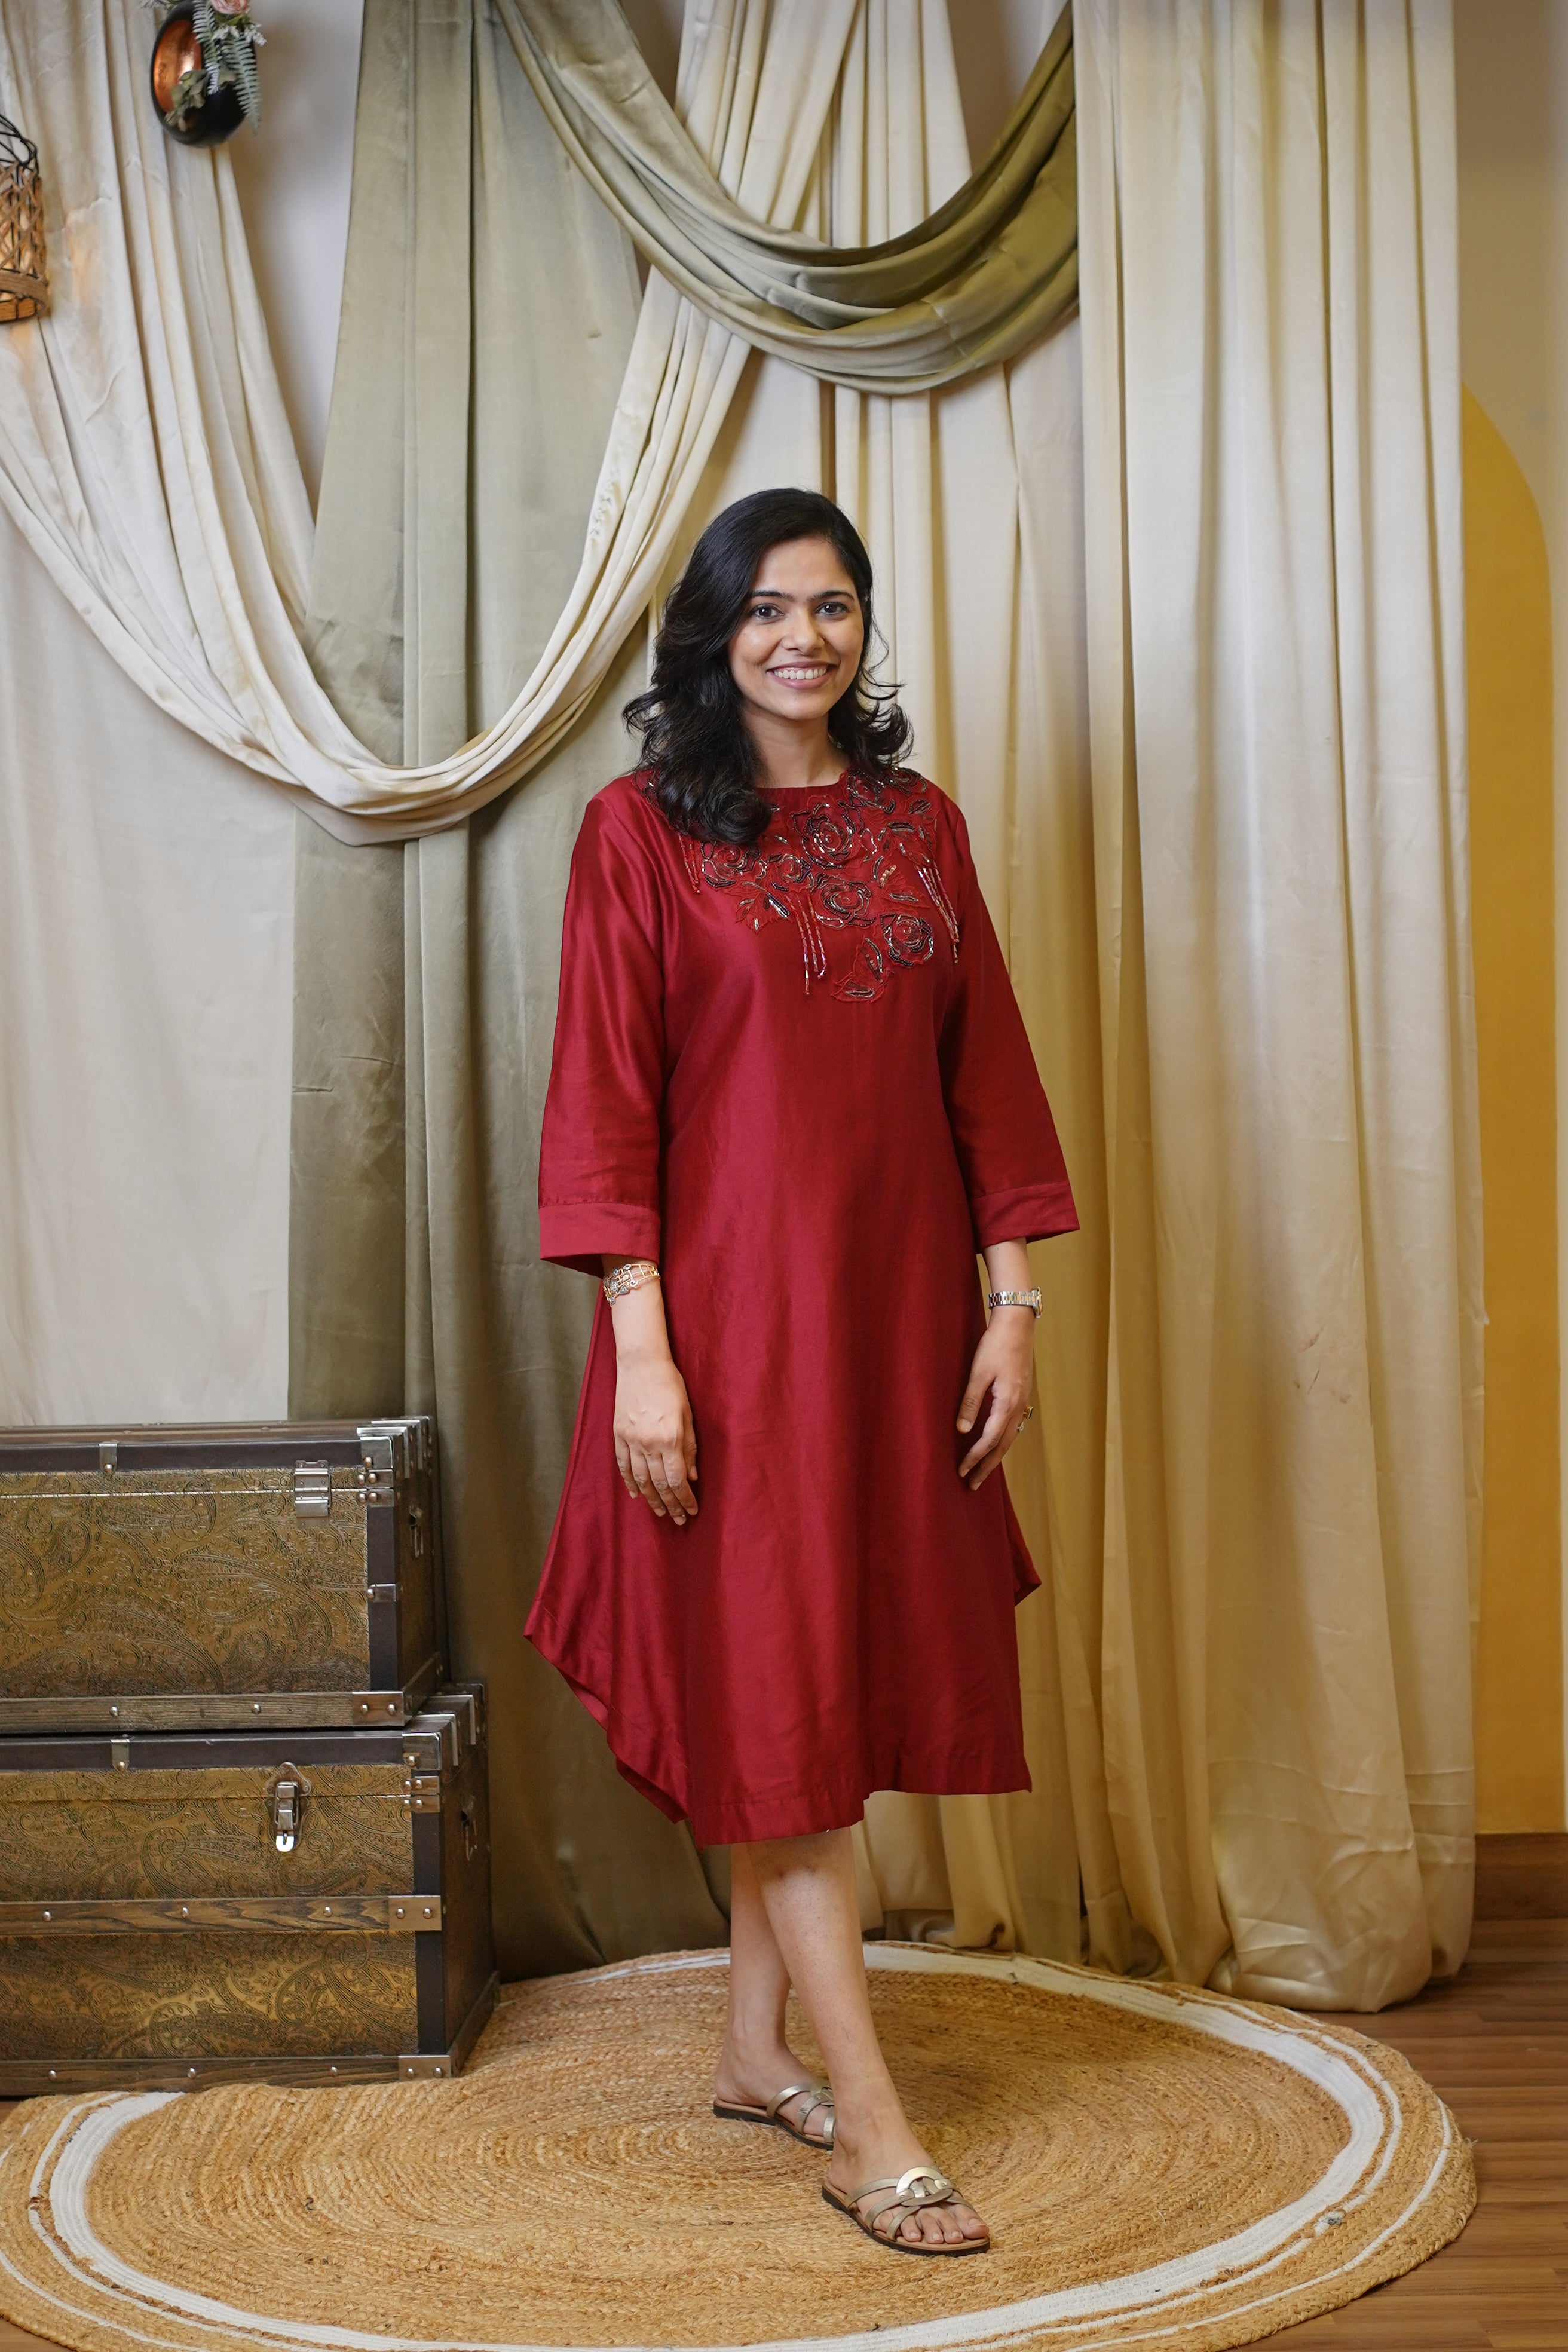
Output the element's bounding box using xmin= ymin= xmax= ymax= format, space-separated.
xmin=267 ymin=1765 xmax=311 ymax=1852
xmin=293 ymin=1461 xmax=331 ymax=1518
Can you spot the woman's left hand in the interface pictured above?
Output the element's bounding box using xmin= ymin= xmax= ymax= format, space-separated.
xmin=956 ymin=1307 xmax=1036 ymax=1489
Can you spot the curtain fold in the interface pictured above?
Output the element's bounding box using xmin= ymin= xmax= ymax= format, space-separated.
xmin=1072 ymin=0 xmax=1479 ymax=2007
xmin=0 ymin=0 xmax=1074 ymax=840
xmin=497 ymin=0 xmax=1077 ymax=384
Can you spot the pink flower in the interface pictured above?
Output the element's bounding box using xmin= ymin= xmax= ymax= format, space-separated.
xmin=210 ymin=1 xmax=250 ymax=15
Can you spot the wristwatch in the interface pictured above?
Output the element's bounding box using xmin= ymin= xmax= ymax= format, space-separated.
xmin=987 ymin=1288 xmax=1041 ymax=1316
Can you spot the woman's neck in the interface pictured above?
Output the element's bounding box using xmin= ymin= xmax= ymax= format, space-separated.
xmin=745 ymin=711 xmax=843 ymax=794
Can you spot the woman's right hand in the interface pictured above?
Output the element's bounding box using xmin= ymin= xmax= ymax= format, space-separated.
xmin=604 ymin=1269 xmax=699 ymax=1524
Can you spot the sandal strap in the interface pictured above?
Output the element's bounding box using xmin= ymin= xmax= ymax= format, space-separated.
xmin=767 ymin=2081 xmax=834 ymax=2137
xmin=850 ymin=2166 xmax=961 ymax=2242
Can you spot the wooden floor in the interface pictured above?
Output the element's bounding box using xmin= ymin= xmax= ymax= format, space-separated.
xmin=0 ymin=1914 xmax=1562 ymax=2352
xmin=1275 ymin=1915 xmax=1568 ymax=2350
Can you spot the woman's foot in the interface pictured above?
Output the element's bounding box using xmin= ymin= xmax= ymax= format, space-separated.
xmin=826 ymin=2117 xmax=988 ymax=2247
xmin=713 ymin=2041 xmax=835 ymax=2146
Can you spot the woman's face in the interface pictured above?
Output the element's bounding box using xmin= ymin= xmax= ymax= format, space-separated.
xmin=727 ymin=537 xmax=865 ymax=730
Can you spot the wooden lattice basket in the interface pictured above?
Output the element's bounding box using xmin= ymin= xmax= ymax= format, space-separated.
xmin=0 ymin=112 xmax=46 ymax=321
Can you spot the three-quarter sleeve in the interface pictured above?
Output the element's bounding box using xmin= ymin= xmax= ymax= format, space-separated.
xmin=538 ymin=792 xmax=667 ymax=1276
xmin=938 ymin=801 xmax=1079 ymax=1248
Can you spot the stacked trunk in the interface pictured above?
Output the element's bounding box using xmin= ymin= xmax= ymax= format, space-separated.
xmin=0 ymin=1420 xmax=496 ymax=2091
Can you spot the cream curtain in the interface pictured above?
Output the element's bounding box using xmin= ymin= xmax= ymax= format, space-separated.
xmin=0 ymin=488 xmax=293 ymax=1425
xmin=0 ymin=0 xmax=1073 ymax=841
xmin=1069 ymin=0 xmax=1479 ymax=2007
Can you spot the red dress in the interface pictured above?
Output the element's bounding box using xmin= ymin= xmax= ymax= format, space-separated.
xmin=528 ymin=768 xmax=1077 ymax=1846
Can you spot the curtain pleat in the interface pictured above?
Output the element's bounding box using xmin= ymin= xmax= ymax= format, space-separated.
xmin=292 ymin=0 xmax=727 ymax=1973
xmin=1073 ymin=0 xmax=1478 ymax=2008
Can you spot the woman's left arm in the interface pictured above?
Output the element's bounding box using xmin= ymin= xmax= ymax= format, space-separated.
xmin=956 ymin=1241 xmax=1036 ymax=1489
xmin=933 ymin=797 xmax=1076 ymax=1490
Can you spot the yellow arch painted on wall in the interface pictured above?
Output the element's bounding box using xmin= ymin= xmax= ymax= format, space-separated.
xmin=1464 ymin=387 xmax=1565 ymax=1832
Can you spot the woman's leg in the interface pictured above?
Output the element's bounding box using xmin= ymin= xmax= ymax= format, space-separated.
xmin=740 ymin=1827 xmax=987 ymax=2247
xmin=712 ymin=1844 xmax=833 ymax=2142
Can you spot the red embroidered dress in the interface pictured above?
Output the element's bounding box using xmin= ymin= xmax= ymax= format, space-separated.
xmin=529 ymin=769 xmax=1077 ymax=1846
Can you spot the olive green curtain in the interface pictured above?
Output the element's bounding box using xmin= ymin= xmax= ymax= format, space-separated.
xmin=290 ymin=0 xmax=728 ymax=1974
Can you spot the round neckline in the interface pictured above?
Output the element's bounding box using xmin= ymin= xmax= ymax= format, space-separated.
xmin=762 ymin=771 xmax=853 ymax=797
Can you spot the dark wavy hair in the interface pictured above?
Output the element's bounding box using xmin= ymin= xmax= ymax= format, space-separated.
xmin=623 ymin=487 xmax=912 ymax=846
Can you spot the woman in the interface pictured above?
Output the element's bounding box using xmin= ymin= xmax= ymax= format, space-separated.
xmin=529 ymin=487 xmax=1076 ymax=2256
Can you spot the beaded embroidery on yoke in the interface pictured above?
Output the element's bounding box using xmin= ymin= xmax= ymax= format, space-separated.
xmin=662 ymin=770 xmax=961 ymax=1001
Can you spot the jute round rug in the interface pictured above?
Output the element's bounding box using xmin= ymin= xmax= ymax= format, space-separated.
xmin=0 ymin=1945 xmax=1474 ymax=2352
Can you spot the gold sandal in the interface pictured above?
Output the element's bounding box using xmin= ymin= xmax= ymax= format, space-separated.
xmin=823 ymin=2164 xmax=990 ymax=2255
xmin=712 ymin=2080 xmax=835 ymax=2147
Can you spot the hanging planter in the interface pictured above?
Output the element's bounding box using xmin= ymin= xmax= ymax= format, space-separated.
xmin=149 ymin=1 xmax=263 ymax=149
xmin=0 ymin=113 xmax=47 ymax=321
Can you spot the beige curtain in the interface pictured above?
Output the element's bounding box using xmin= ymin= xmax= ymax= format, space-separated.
xmin=0 ymin=0 xmax=1074 ymax=840
xmin=0 ymin=500 xmax=293 ymax=1425
xmin=1068 ymin=0 xmax=1479 ymax=2008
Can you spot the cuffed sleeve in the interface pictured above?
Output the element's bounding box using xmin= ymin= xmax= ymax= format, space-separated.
xmin=937 ymin=801 xmax=1079 ymax=1247
xmin=538 ymin=789 xmax=667 ymax=1276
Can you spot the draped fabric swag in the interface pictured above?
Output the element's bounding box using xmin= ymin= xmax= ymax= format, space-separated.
xmin=0 ymin=0 xmax=1075 ymax=840
xmin=497 ymin=0 xmax=1077 ymax=385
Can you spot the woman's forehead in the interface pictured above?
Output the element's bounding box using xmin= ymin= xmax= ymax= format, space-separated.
xmin=747 ymin=536 xmax=858 ymax=597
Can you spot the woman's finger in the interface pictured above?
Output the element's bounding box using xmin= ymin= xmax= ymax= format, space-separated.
xmin=663 ymin=1444 xmax=699 ymax=1518
xmin=628 ymin=1445 xmax=669 ymax=1516
xmin=956 ymin=1368 xmax=989 ymax=1437
xmin=650 ymin=1453 xmax=690 ymax=1526
xmin=614 ymin=1435 xmax=639 ymax=1499
xmin=960 ymin=1388 xmax=1021 ymax=1482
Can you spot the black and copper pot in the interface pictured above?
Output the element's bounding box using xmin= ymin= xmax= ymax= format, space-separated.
xmin=149 ymin=4 xmax=246 ymax=148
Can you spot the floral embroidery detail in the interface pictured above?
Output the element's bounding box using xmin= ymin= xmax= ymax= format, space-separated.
xmin=667 ymin=771 xmax=960 ymax=1000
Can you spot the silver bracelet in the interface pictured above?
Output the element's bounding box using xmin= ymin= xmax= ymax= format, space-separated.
xmin=987 ymin=1288 xmax=1041 ymax=1316
xmin=602 ymin=1259 xmax=660 ymax=1303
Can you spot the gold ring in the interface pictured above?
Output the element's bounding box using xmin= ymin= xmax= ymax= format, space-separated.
xmin=1016 ymin=1406 xmax=1036 ymax=1434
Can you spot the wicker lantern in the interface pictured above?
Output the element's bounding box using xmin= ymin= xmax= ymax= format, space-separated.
xmin=0 ymin=114 xmax=45 ymax=323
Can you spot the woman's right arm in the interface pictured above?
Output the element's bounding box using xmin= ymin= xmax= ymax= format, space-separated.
xmin=601 ymin=1260 xmax=699 ymax=1527
xmin=537 ymin=795 xmax=698 ymax=1524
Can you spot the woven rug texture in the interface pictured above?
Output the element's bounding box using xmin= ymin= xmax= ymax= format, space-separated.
xmin=0 ymin=1944 xmax=1475 ymax=2352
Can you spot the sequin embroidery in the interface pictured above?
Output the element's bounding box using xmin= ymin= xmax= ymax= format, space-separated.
xmin=665 ymin=771 xmax=961 ymax=1001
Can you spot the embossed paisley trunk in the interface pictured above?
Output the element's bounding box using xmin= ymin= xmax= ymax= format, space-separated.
xmin=0 ymin=1419 xmax=442 ymax=1731
xmin=0 ymin=1692 xmax=497 ymax=2092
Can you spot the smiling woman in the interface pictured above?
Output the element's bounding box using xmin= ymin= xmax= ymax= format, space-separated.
xmin=525 ymin=486 xmax=1078 ymax=2256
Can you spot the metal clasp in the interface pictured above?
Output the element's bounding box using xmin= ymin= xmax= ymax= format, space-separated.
xmin=293 ymin=1461 xmax=331 ymax=1518
xmin=267 ymin=1765 xmax=311 ymax=1853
